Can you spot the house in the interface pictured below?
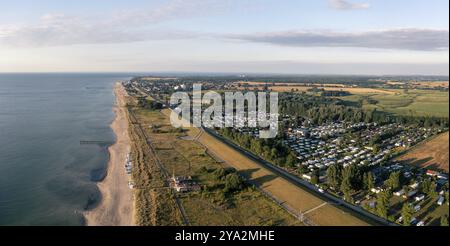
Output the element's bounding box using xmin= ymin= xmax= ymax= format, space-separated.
xmin=415 ymin=194 xmax=426 ymax=202
xmin=394 ymin=190 xmax=405 ymax=197
xmin=426 ymin=170 xmax=439 ymax=177
xmin=409 ymin=182 xmax=419 ymax=190
xmin=437 ymin=174 xmax=448 ymax=180
xmin=169 ymin=175 xmax=200 ymax=193
xmin=302 ymin=174 xmax=312 ymax=181
xmin=371 ymin=187 xmax=382 ymax=194
xmin=403 ymin=190 xmax=418 ymax=198
xmin=437 ymin=196 xmax=445 ymax=206
xmin=414 ymin=205 xmax=421 ymax=212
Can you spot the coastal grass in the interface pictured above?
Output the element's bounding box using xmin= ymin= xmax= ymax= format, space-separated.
xmin=132 ymin=107 xmax=301 ymax=226
xmin=128 ymin=106 xmax=184 ymax=226
xmin=179 ymin=186 xmax=302 ymax=226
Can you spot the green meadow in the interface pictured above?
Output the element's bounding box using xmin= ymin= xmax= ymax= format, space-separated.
xmin=340 ymin=89 xmax=449 ymax=118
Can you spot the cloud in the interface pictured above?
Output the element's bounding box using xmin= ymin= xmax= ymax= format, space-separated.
xmin=0 ymin=0 xmax=229 ymax=47
xmin=174 ymin=60 xmax=449 ymax=76
xmin=328 ymin=0 xmax=370 ymax=10
xmin=228 ymin=29 xmax=449 ymax=51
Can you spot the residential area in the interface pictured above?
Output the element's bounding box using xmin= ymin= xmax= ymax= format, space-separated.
xmin=126 ymin=76 xmax=449 ymax=226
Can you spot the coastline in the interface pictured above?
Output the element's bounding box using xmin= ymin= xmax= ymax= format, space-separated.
xmin=84 ymin=82 xmax=134 ymax=226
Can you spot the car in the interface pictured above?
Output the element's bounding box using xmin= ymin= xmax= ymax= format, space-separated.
xmin=416 ymin=221 xmax=425 ymax=227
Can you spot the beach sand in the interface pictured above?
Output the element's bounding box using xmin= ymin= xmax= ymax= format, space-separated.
xmin=84 ymin=82 xmax=134 ymax=226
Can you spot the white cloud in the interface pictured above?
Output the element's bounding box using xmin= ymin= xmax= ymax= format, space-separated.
xmin=228 ymin=29 xmax=449 ymax=51
xmin=0 ymin=0 xmax=230 ymax=47
xmin=328 ymin=0 xmax=370 ymax=10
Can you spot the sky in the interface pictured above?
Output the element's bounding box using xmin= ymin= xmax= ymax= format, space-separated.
xmin=0 ymin=0 xmax=448 ymax=75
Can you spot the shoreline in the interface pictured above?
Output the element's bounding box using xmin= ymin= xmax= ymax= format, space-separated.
xmin=84 ymin=82 xmax=134 ymax=226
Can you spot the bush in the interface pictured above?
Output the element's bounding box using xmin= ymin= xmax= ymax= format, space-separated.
xmin=213 ymin=168 xmax=227 ymax=180
xmin=223 ymin=173 xmax=245 ymax=193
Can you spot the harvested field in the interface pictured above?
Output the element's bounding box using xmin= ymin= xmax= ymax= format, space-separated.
xmin=397 ymin=132 xmax=449 ymax=173
xmin=414 ymin=81 xmax=449 ymax=88
xmin=140 ymin=77 xmax=178 ymax=81
xmin=235 ymin=85 xmax=394 ymax=95
xmin=234 ymin=81 xmax=346 ymax=87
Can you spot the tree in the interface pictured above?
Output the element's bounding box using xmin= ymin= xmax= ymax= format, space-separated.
xmin=327 ymin=165 xmax=342 ymax=190
xmin=340 ymin=164 xmax=358 ymax=193
xmin=311 ymin=170 xmax=320 ymax=185
xmin=385 ymin=171 xmax=401 ymax=191
xmin=343 ymin=189 xmax=353 ymax=203
xmin=445 ymin=191 xmax=449 ymax=205
xmin=340 ymin=172 xmax=352 ymax=195
xmin=213 ymin=168 xmax=227 ymax=180
xmin=421 ymin=179 xmax=438 ymax=199
xmin=403 ymin=185 xmax=411 ymax=198
xmin=340 ymin=167 xmax=354 ymax=203
xmin=429 ymin=181 xmax=438 ymax=199
xmin=441 ymin=215 xmax=449 ymax=226
xmin=297 ymin=165 xmax=309 ymax=175
xmin=376 ymin=191 xmax=392 ymax=219
xmin=401 ymin=203 xmax=415 ymax=226
xmin=364 ymin=172 xmax=375 ymax=192
xmin=223 ymin=173 xmax=244 ymax=193
xmin=372 ymin=145 xmax=380 ymax=154
xmin=285 ymin=154 xmax=297 ymax=168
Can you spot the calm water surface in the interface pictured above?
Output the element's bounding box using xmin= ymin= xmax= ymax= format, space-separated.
xmin=0 ymin=73 xmax=131 ymax=225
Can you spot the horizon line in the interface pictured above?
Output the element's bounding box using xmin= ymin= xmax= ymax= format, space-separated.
xmin=0 ymin=71 xmax=449 ymax=78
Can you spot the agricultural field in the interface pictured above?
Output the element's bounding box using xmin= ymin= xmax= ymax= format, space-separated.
xmin=397 ymin=132 xmax=449 ymax=173
xmin=340 ymin=89 xmax=449 ymax=118
xmin=411 ymin=81 xmax=449 ymax=89
xmin=235 ymin=84 xmax=395 ymax=95
xmin=233 ymin=81 xmax=448 ymax=118
xmin=132 ymin=107 xmax=302 ymax=226
xmin=234 ymin=81 xmax=347 ymax=87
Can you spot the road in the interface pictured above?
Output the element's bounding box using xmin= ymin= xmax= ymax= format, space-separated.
xmin=203 ymin=127 xmax=398 ymax=226
xmin=128 ymin=81 xmax=397 ymax=226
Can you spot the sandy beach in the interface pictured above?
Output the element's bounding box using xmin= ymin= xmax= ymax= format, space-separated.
xmin=84 ymin=82 xmax=134 ymax=226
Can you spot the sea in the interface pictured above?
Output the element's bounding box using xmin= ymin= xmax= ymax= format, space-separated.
xmin=0 ymin=73 xmax=132 ymax=225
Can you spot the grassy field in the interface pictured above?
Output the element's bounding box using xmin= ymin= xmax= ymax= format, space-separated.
xmin=397 ymin=132 xmax=449 ymax=173
xmin=128 ymin=108 xmax=184 ymax=226
xmin=234 ymin=82 xmax=448 ymax=118
xmin=132 ymin=108 xmax=302 ymax=226
xmin=195 ymin=128 xmax=370 ymax=226
xmin=340 ymin=89 xmax=449 ymax=118
xmin=389 ymin=195 xmax=449 ymax=226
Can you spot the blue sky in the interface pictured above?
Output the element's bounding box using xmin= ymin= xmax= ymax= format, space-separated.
xmin=0 ymin=0 xmax=448 ymax=75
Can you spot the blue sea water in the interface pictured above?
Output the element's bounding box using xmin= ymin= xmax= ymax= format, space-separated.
xmin=0 ymin=73 xmax=131 ymax=225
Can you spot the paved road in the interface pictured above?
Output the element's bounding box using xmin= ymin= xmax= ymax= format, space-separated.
xmin=128 ymin=82 xmax=397 ymax=226
xmin=203 ymin=127 xmax=398 ymax=226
